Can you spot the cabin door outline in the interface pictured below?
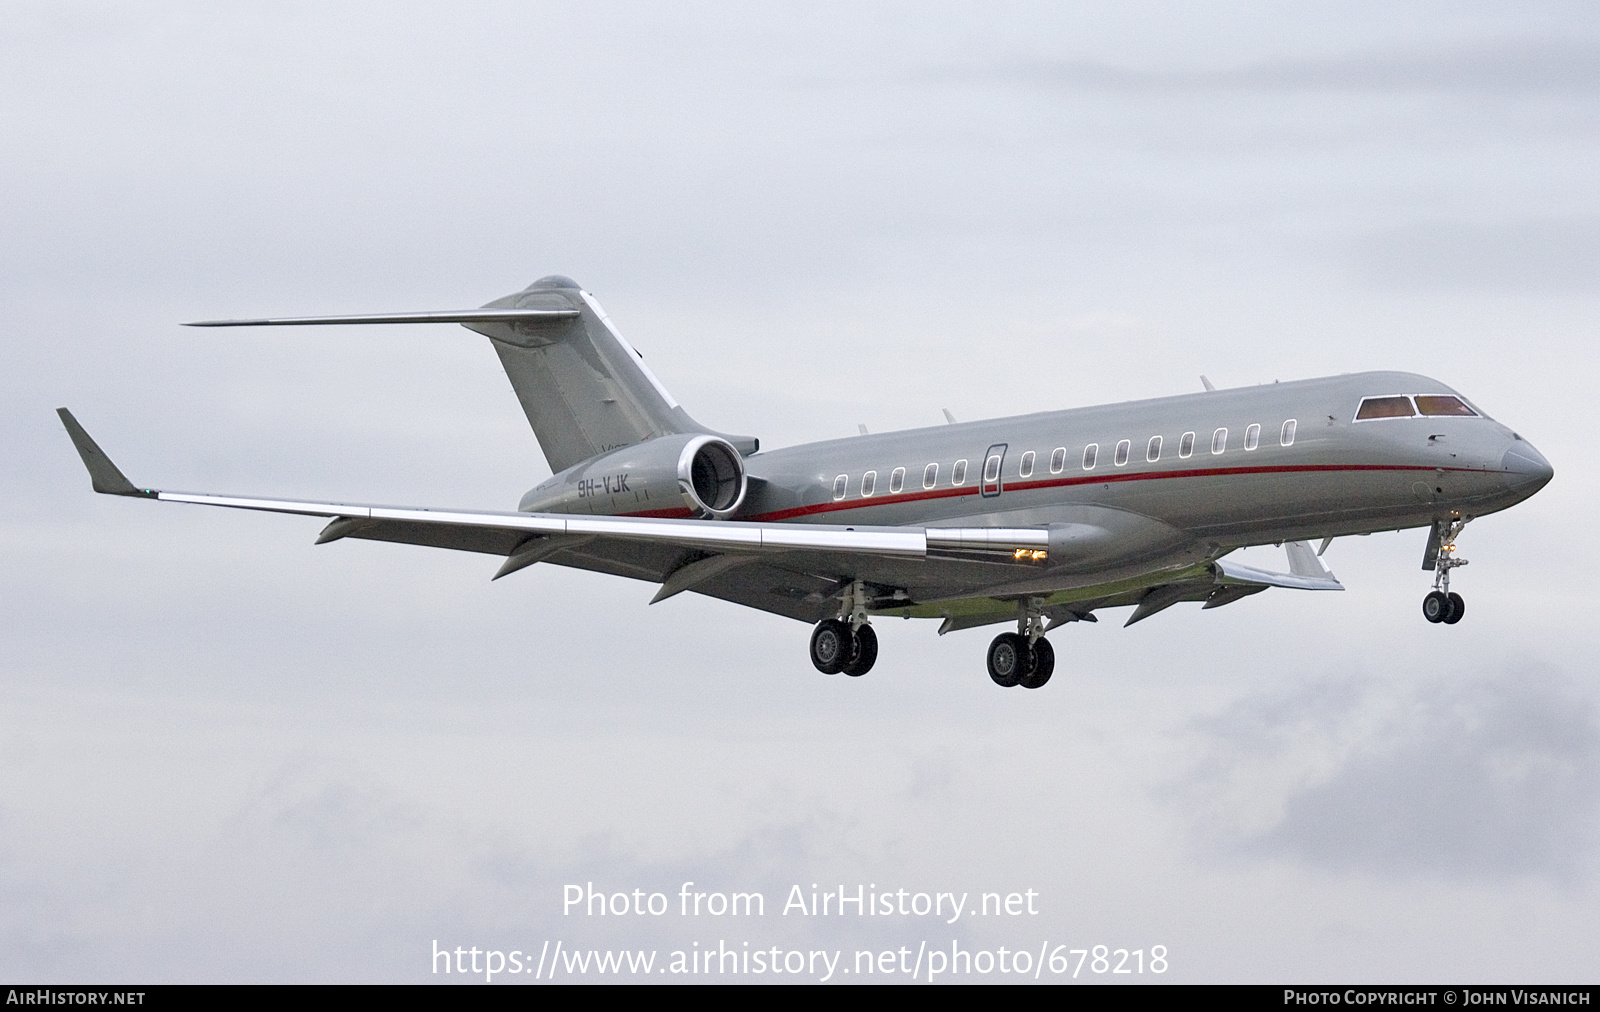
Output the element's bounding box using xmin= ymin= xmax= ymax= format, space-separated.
xmin=981 ymin=443 xmax=1007 ymax=498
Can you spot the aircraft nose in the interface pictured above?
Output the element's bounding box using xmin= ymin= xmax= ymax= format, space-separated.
xmin=1500 ymin=440 xmax=1554 ymax=493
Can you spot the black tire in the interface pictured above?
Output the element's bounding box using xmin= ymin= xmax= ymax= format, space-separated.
xmin=1021 ymin=637 xmax=1054 ymax=689
xmin=1422 ymin=590 xmax=1449 ymax=624
xmin=810 ymin=619 xmax=849 ymax=674
xmin=987 ymin=632 xmax=1029 ymax=687
xmin=1443 ymin=592 xmax=1465 ymax=625
xmin=842 ymin=624 xmax=878 ymax=676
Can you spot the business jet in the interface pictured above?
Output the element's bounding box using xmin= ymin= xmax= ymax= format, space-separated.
xmin=58 ymin=275 xmax=1553 ymax=688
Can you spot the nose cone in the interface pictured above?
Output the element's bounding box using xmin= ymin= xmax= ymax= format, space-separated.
xmin=1501 ymin=441 xmax=1554 ymax=495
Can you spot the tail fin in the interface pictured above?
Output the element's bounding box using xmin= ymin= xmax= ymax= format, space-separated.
xmin=466 ymin=276 xmax=754 ymax=472
xmin=186 ymin=275 xmax=756 ymax=473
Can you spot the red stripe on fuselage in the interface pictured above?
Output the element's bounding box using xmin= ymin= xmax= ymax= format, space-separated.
xmin=613 ymin=462 xmax=1489 ymax=523
xmin=615 ymin=508 xmax=700 ymax=519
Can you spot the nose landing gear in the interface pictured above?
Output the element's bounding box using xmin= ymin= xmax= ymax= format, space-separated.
xmin=987 ymin=597 xmax=1055 ymax=688
xmin=1422 ymin=514 xmax=1469 ymax=625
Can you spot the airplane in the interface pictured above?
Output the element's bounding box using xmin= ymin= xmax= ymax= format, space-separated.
xmin=58 ymin=274 xmax=1554 ymax=688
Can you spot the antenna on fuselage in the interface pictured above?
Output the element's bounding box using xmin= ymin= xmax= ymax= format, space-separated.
xmin=942 ymin=409 xmax=957 ymax=424
xmin=1200 ymin=375 xmax=1216 ymax=392
xmin=858 ymin=423 xmax=869 ymax=435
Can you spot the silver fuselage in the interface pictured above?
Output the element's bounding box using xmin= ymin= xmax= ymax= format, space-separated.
xmin=526 ymin=370 xmax=1552 ymax=611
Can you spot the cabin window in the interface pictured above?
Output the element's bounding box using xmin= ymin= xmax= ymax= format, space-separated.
xmin=889 ymin=467 xmax=905 ymax=494
xmin=833 ymin=475 xmax=847 ymax=500
xmin=952 ymin=459 xmax=968 ymax=485
xmin=1019 ymin=451 xmax=1035 ymax=478
xmin=1050 ymin=447 xmax=1066 ymax=473
xmin=1114 ymin=439 xmax=1131 ymax=466
xmin=1179 ymin=431 xmax=1195 ymax=458
xmin=1245 ymin=423 xmax=1261 ymax=451
xmin=1082 ymin=444 xmax=1098 ymax=470
xmin=983 ymin=454 xmax=1002 ymax=482
xmin=1415 ymin=395 xmax=1477 ymax=417
xmin=1355 ymin=396 xmax=1415 ymax=420
xmin=1211 ymin=427 xmax=1227 ymax=454
xmin=860 ymin=470 xmax=877 ymax=497
xmin=1280 ymin=419 xmax=1296 ymax=446
xmin=923 ymin=463 xmax=938 ymax=488
xmin=1146 ymin=435 xmax=1162 ymax=462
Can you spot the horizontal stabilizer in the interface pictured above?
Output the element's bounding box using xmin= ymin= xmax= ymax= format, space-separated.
xmin=183 ymin=309 xmax=579 ymax=327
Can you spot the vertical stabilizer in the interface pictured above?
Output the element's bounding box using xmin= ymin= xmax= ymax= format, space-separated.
xmin=464 ymin=276 xmax=755 ymax=472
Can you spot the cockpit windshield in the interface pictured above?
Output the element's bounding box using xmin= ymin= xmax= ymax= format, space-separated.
xmin=1356 ymin=396 xmax=1414 ymax=420
xmin=1356 ymin=394 xmax=1479 ymax=421
xmin=1414 ymin=395 xmax=1477 ymax=417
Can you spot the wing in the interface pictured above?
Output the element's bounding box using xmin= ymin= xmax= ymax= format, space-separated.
xmin=58 ymin=410 xmax=1343 ymax=626
xmin=920 ymin=539 xmax=1341 ymax=634
xmin=57 ymin=409 xmax=1053 ymax=622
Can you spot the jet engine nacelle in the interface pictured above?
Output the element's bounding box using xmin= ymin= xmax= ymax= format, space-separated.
xmin=518 ymin=433 xmax=748 ymax=520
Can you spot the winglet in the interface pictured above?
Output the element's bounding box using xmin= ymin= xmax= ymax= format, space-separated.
xmin=55 ymin=409 xmax=155 ymax=497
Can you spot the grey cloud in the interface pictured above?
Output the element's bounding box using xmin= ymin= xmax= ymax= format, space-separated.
xmin=1179 ymin=669 xmax=1600 ymax=882
xmin=1348 ymin=218 xmax=1600 ymax=293
xmin=979 ymin=43 xmax=1600 ymax=96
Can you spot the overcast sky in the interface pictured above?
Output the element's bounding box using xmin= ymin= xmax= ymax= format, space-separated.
xmin=3 ymin=1 xmax=1597 ymax=983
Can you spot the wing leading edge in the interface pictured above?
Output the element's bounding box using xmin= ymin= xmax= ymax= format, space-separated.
xmin=56 ymin=408 xmax=1051 ymax=578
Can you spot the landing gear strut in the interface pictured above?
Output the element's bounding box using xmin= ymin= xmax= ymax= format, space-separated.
xmin=987 ymin=596 xmax=1055 ymax=688
xmin=809 ymin=580 xmax=879 ymax=676
xmin=1423 ymin=514 xmax=1469 ymax=625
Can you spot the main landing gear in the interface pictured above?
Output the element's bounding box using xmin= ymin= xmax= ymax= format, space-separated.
xmin=1422 ymin=515 xmax=1469 ymax=625
xmin=809 ymin=619 xmax=878 ymax=676
xmin=809 ymin=580 xmax=878 ymax=676
xmin=987 ymin=597 xmax=1055 ymax=689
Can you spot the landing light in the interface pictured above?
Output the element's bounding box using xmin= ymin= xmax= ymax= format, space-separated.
xmin=1014 ymin=549 xmax=1048 ymax=561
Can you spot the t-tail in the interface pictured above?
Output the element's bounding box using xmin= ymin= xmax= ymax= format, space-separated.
xmin=187 ymin=274 xmax=756 ymax=472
